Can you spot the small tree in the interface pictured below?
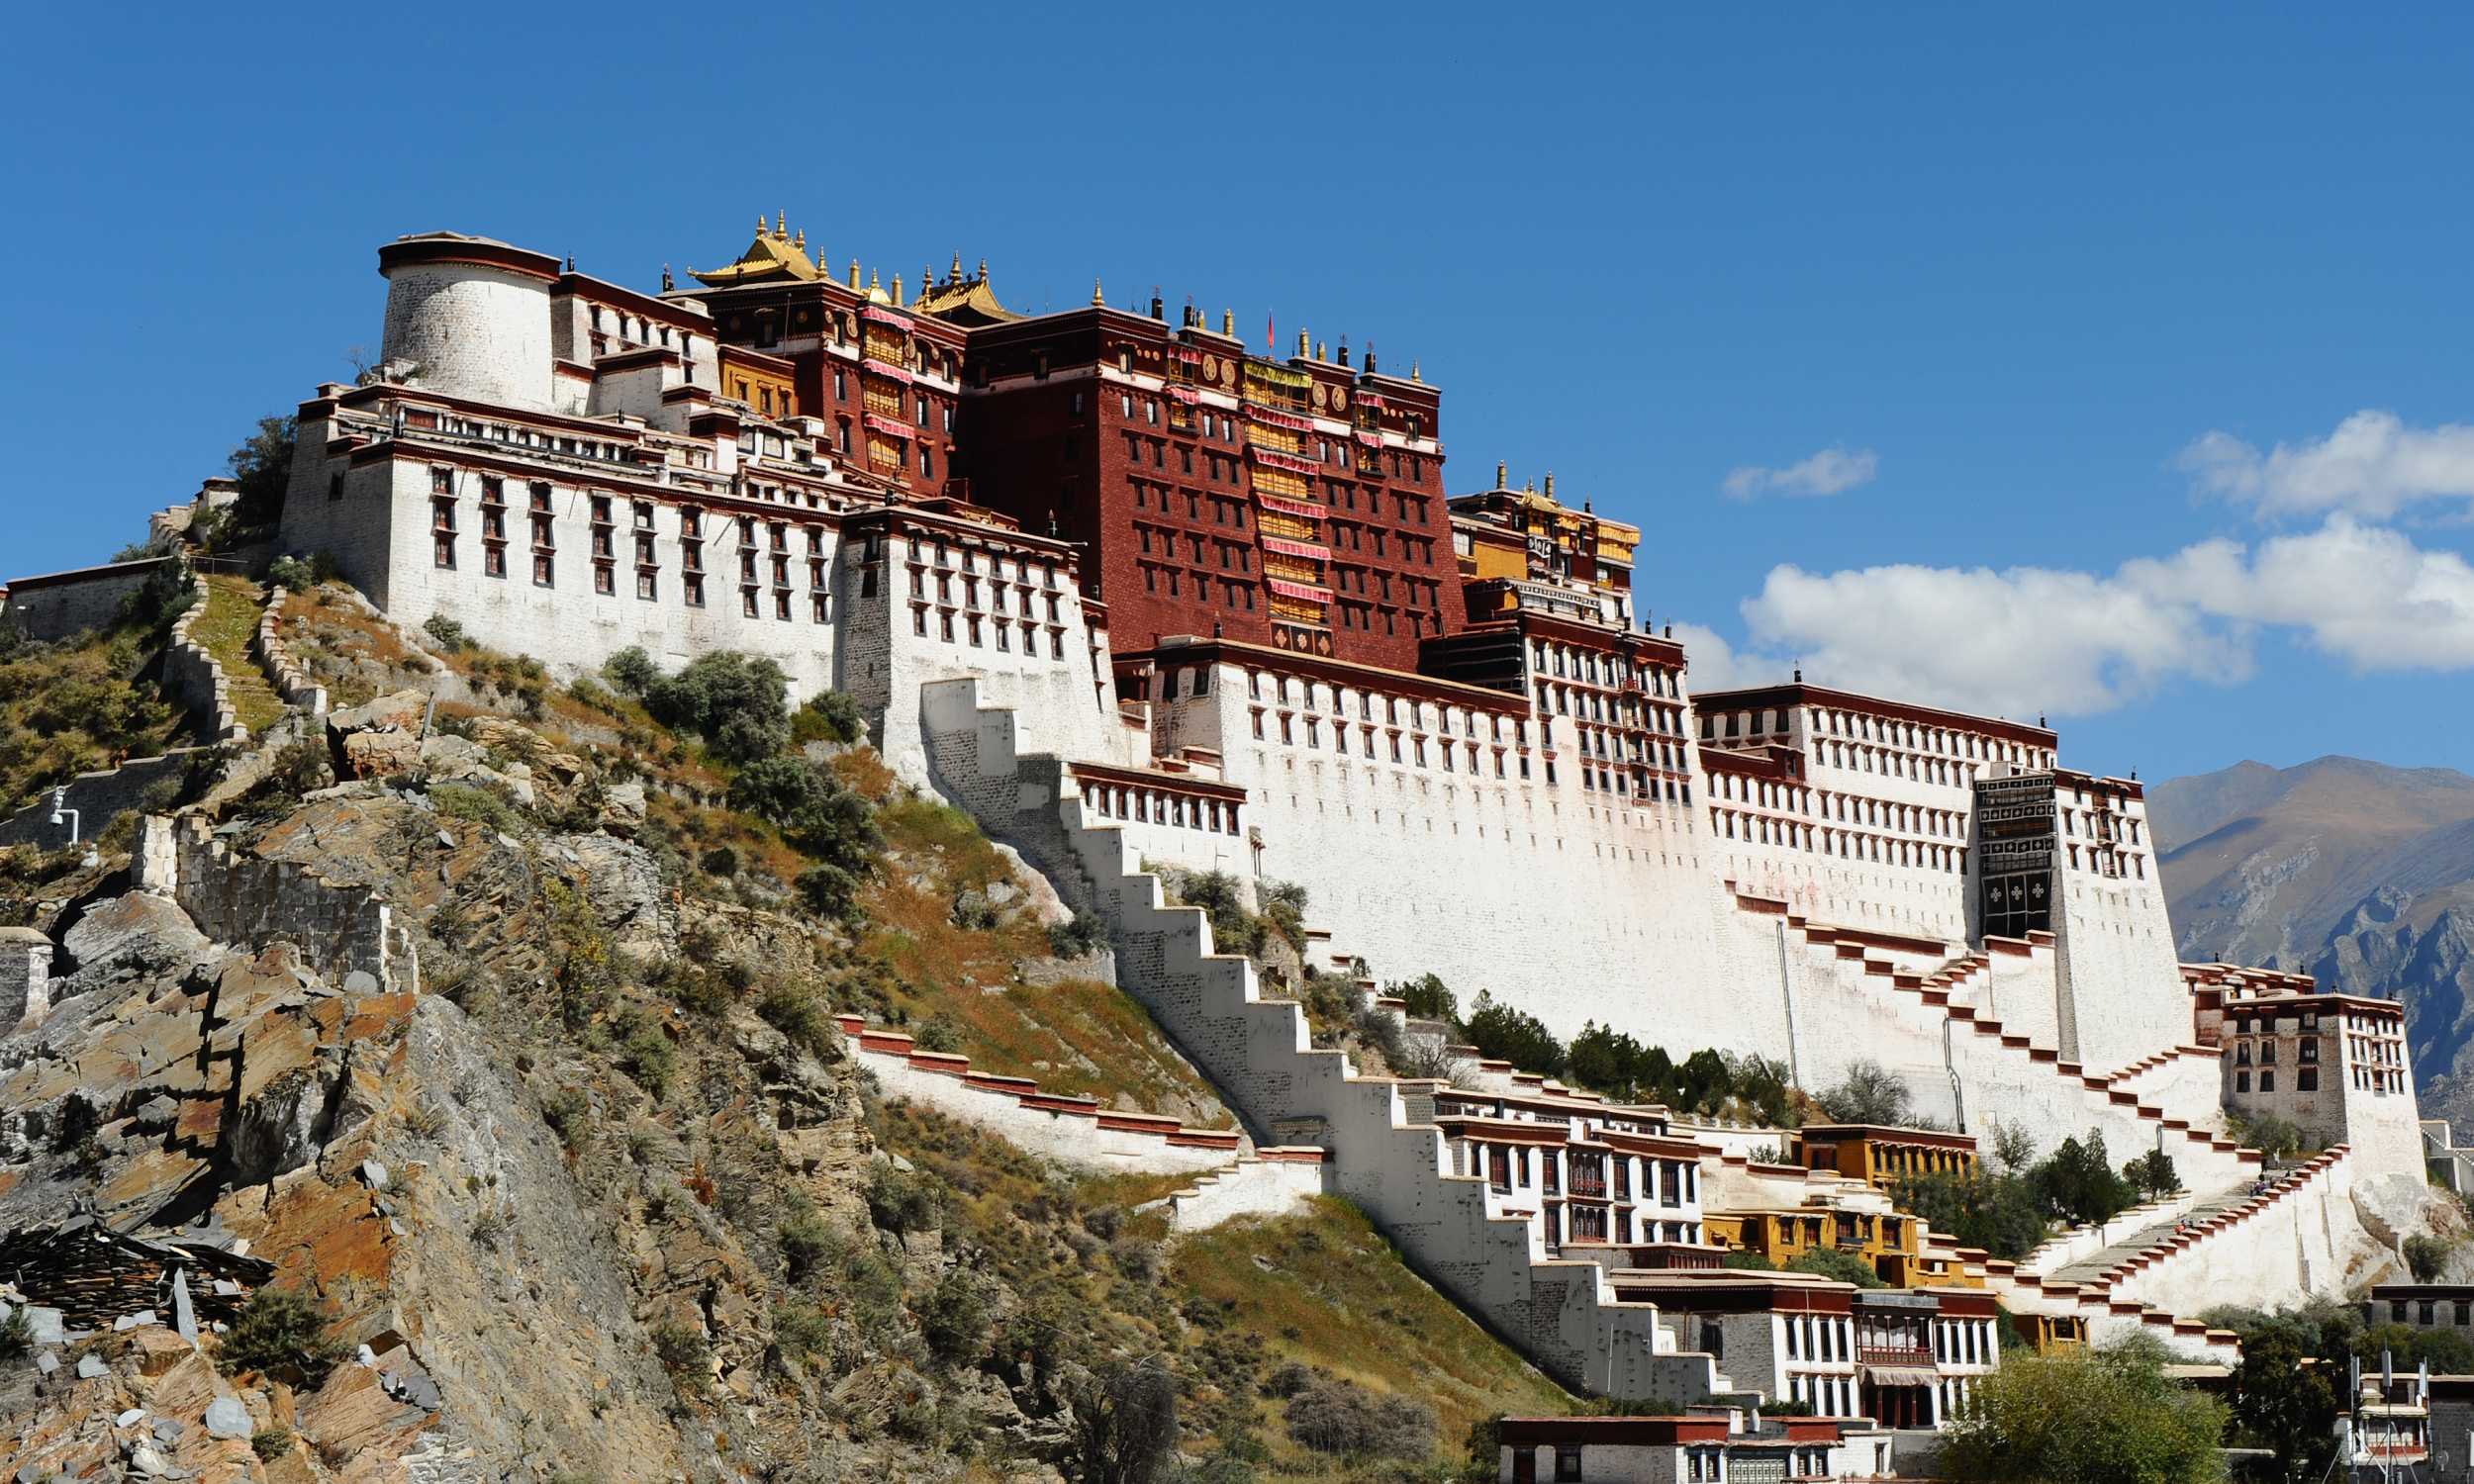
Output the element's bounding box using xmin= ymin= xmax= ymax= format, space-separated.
xmin=1940 ymin=1342 xmax=2229 ymax=1483
xmin=1073 ymin=1361 xmax=1180 ymax=1484
xmin=1390 ymin=973 xmax=1458 ymax=1023
xmin=2030 ymin=1129 xmax=2137 ymax=1228
xmin=220 ymin=1286 xmax=347 ymax=1385
xmin=2124 ymin=1149 xmax=2183 ymax=1202
xmin=1785 ymin=1248 xmax=1885 ymax=1288
xmin=1458 ymin=990 xmax=1564 ymax=1076
xmin=227 ymin=415 xmax=298 ymax=527
xmin=2406 ymin=1234 xmax=2455 ymax=1283
xmin=2229 ymin=1328 xmax=2339 ymax=1482
xmin=1816 ymin=1060 xmax=1915 ymax=1126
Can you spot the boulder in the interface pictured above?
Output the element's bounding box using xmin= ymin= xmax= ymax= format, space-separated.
xmin=58 ymin=894 xmax=211 ymax=996
xmin=339 ymin=730 xmax=422 ymax=782
xmin=599 ymin=780 xmax=647 ymax=836
xmin=328 ymin=691 xmax=428 ymax=782
xmin=993 ymin=844 xmax=1074 ymax=928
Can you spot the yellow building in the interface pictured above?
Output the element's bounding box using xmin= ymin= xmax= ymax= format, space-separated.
xmin=719 ymin=345 xmax=799 ymax=422
xmin=1705 ymin=1204 xmax=1985 ymax=1290
xmin=1797 ymin=1124 xmax=1980 ymax=1192
xmin=2017 ymin=1312 xmax=2088 ymax=1352
xmin=1448 ymin=464 xmax=1641 ymax=630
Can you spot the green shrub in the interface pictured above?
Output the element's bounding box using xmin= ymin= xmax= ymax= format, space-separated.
xmin=866 ymin=1161 xmax=945 ymax=1235
xmin=603 ymin=645 xmax=658 ymax=696
xmin=699 ymin=844 xmax=739 ymax=878
xmin=757 ymin=982 xmax=838 ymax=1060
xmin=794 ymin=689 xmax=868 ymax=745
xmin=2407 ymin=1234 xmax=2455 ymax=1282
xmin=422 ymin=613 xmax=470 ymax=653
xmin=639 ymin=651 xmax=793 ymax=763
xmin=0 ymin=1307 xmax=31 ymax=1360
xmin=430 ymin=782 xmax=522 ymax=834
xmin=1048 ymin=908 xmax=1106 ymax=959
xmin=797 ymin=865 xmax=865 ymax=923
xmin=541 ymin=1086 xmax=592 ymax=1149
xmin=917 ymin=1269 xmax=991 ymax=1364
xmin=1785 ymin=1248 xmax=1884 ymax=1289
xmin=729 ymin=756 xmax=882 ymax=871
xmin=1283 ymin=1374 xmax=1434 ymax=1459
xmin=911 ymin=1014 xmax=963 ymax=1054
xmin=1390 ymin=973 xmax=1457 ymax=1022
xmin=250 ymin=1428 xmax=295 ymax=1462
xmin=615 ymin=1011 xmax=679 ymax=1100
xmin=267 ymin=556 xmax=315 ymax=594
xmin=221 ymin=1287 xmax=346 ymax=1384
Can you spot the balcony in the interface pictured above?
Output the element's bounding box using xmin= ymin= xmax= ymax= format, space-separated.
xmin=1857 ymin=1345 xmax=1932 ymax=1368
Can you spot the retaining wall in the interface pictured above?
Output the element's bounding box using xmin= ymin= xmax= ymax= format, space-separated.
xmin=140 ymin=816 xmax=418 ymax=994
xmin=835 ymin=1013 xmax=1242 ymax=1174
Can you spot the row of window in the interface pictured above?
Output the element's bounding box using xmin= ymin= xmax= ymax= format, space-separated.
xmin=2232 ymin=1067 xmax=2318 ymax=1094
xmin=907 ymin=603 xmax=1067 ymax=658
xmin=1711 ymin=809 xmax=1970 ymax=873
xmin=1077 ymin=782 xmax=1241 ymax=836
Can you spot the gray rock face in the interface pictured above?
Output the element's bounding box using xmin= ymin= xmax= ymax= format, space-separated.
xmin=203 ymin=1395 xmax=251 ymax=1438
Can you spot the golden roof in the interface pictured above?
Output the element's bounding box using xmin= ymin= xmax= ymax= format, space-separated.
xmin=690 ymin=216 xmax=820 ymax=288
xmin=915 ymin=264 xmax=1021 ymax=326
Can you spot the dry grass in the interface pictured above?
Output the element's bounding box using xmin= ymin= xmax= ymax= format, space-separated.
xmin=859 ymin=796 xmax=1228 ymax=1124
xmin=1172 ymin=1196 xmax=1572 ymax=1463
xmin=194 ymin=576 xmax=282 ymax=732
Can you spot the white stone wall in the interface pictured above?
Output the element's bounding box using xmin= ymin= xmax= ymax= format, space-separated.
xmin=1166 ymin=1156 xmax=1326 ymax=1229
xmin=0 ymin=929 xmax=52 ymax=1029
xmin=2055 ymin=868 xmax=2189 ymax=1073
xmin=382 ymin=263 xmax=553 ymax=411
xmin=848 ymin=1038 xmax=1238 ymax=1174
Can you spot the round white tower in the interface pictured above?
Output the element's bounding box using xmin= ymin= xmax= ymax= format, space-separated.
xmin=377 ymin=233 xmax=560 ymax=411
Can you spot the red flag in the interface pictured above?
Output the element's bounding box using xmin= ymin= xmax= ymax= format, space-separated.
xmin=1266 ymin=312 xmax=1275 ymax=352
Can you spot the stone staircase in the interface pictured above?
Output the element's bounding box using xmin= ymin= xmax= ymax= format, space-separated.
xmin=920 ymin=677 xmax=1760 ymax=1403
xmin=1735 ymin=890 xmax=2263 ymax=1199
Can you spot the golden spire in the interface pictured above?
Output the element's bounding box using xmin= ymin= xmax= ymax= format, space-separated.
xmin=978 ymin=257 xmax=989 ymax=283
xmin=793 ymin=228 xmax=806 ymax=252
xmin=1222 ymin=309 xmax=1234 ymax=335
xmin=849 ymin=260 xmax=861 ymax=290
xmin=893 ymin=273 xmax=905 ymax=307
xmin=774 ymin=210 xmax=786 ymax=237
xmin=756 ymin=212 xmax=767 ymax=234
xmin=1313 ymin=339 xmax=1326 ymax=360
xmin=1092 ymin=276 xmax=1105 ymax=307
xmin=1411 ymin=359 xmax=1422 ymax=383
xmin=1295 ymin=329 xmax=1310 ymax=357
xmin=951 ymin=250 xmax=964 ymax=282
xmin=1496 ymin=460 xmax=1508 ymax=488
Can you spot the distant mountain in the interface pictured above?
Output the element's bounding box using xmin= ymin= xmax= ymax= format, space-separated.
xmin=2150 ymin=755 xmax=2474 ymax=1138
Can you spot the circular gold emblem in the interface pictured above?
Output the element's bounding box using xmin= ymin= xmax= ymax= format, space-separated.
xmin=1311 ymin=383 xmax=1328 ymax=410
xmin=1203 ymin=354 xmax=1220 ymax=378
xmin=1331 ymin=388 xmax=1348 ymax=413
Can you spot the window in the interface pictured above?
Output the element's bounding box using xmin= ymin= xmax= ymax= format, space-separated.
xmin=2297 ymin=1067 xmax=2318 ymax=1092
xmin=2258 ymin=1070 xmax=2275 ymax=1093
xmin=1554 ymin=1446 xmax=1581 ymax=1483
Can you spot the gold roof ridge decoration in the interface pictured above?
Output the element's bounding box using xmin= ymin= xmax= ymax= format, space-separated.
xmin=690 ymin=213 xmax=821 ymax=287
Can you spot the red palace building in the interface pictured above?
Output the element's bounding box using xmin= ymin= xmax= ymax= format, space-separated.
xmin=691 ymin=220 xmax=1460 ymax=673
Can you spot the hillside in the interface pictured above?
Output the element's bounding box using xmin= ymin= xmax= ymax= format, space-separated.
xmin=0 ymin=575 xmax=1567 ymax=1482
xmin=2152 ymin=755 xmax=2474 ymax=1137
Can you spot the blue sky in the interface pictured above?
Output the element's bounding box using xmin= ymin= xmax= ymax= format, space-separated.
xmin=5 ymin=5 xmax=2472 ymax=783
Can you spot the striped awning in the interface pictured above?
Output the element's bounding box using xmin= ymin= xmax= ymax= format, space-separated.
xmin=861 ymin=358 xmax=912 ymax=384
xmin=862 ymin=306 xmax=910 ymax=326
xmin=1261 ymin=537 xmax=1330 ymax=562
xmin=1255 ymin=493 xmax=1325 ymax=519
xmin=1245 ymin=403 xmax=1314 ymax=431
xmin=1250 ymin=447 xmax=1321 ymax=476
xmin=863 ymin=413 xmax=911 ymax=438
xmin=1268 ymin=578 xmax=1331 ymax=603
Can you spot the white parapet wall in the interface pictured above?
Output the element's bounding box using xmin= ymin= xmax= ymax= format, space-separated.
xmin=835 ymin=1013 xmax=1243 ymax=1174
xmin=1166 ymin=1150 xmax=1328 ymax=1230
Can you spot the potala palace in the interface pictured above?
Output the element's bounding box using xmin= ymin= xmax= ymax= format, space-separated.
xmin=3 ymin=223 xmax=2449 ymax=1474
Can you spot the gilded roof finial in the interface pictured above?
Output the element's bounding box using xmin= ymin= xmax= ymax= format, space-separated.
xmin=757 ymin=212 xmax=767 ymax=234
xmin=850 ymin=260 xmax=862 ymax=290
xmin=1496 ymin=460 xmax=1507 ymax=488
xmin=662 ymin=263 xmax=675 ymax=293
xmin=775 ymin=210 xmax=786 ymax=237
xmin=1313 ymin=340 xmax=1326 ymax=360
xmin=1411 ymin=359 xmax=1422 ymax=383
xmin=978 ymin=257 xmax=989 ymax=283
xmin=1222 ymin=309 xmax=1234 ymax=335
xmin=952 ymin=250 xmax=964 ymax=282
xmin=921 ymin=264 xmax=932 ymax=297
xmin=794 ymin=228 xmax=806 ymax=252
xmin=1092 ymin=277 xmax=1105 ymax=307
xmin=894 ymin=273 xmax=905 ymax=307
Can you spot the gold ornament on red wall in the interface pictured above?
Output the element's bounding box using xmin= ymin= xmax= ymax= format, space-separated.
xmin=1311 ymin=383 xmax=1328 ymax=411
xmin=1331 ymin=388 xmax=1348 ymax=413
xmin=1203 ymin=354 xmax=1220 ymax=380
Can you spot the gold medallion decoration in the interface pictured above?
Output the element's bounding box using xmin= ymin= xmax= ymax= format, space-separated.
xmin=1311 ymin=383 xmax=1328 ymax=410
xmin=1331 ymin=388 xmax=1348 ymax=413
xmin=1203 ymin=354 xmax=1220 ymax=379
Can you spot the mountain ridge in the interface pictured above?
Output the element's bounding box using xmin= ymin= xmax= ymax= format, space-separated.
xmin=2152 ymin=754 xmax=2474 ymax=1138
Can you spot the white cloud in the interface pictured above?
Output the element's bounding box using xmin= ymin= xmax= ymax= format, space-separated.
xmin=1693 ymin=517 xmax=2474 ymax=718
xmin=1722 ymin=445 xmax=1879 ymax=501
xmin=2178 ymin=410 xmax=2474 ymax=520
